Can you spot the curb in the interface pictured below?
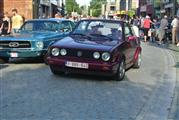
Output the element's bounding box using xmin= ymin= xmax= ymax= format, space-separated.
xmin=167 ymin=45 xmax=179 ymax=52
xmin=167 ymin=46 xmax=179 ymax=120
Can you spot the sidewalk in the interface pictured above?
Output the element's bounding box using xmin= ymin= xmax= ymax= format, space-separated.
xmin=168 ymin=44 xmax=179 ymax=52
xmin=167 ymin=45 xmax=179 ymax=120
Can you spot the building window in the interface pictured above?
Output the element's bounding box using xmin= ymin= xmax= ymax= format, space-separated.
xmin=110 ymin=6 xmax=116 ymax=11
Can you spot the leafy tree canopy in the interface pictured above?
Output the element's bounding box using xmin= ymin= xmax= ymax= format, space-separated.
xmin=65 ymin=0 xmax=82 ymax=15
xmin=89 ymin=0 xmax=106 ymax=17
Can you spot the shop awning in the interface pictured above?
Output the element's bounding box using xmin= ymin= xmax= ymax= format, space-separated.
xmin=116 ymin=10 xmax=135 ymax=17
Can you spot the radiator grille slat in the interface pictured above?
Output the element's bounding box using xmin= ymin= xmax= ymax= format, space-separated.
xmin=0 ymin=41 xmax=31 ymax=48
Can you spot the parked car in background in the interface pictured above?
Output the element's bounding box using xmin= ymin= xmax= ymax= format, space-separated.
xmin=0 ymin=18 xmax=75 ymax=63
xmin=47 ymin=19 xmax=142 ymax=81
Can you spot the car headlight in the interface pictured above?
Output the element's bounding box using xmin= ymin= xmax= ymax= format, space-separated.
xmin=51 ymin=48 xmax=59 ymax=56
xmin=102 ymin=52 xmax=110 ymax=61
xmin=60 ymin=49 xmax=67 ymax=56
xmin=35 ymin=41 xmax=44 ymax=49
xmin=93 ymin=52 xmax=100 ymax=59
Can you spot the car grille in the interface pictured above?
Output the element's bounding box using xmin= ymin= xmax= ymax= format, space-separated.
xmin=64 ymin=49 xmax=94 ymax=59
xmin=0 ymin=41 xmax=31 ymax=48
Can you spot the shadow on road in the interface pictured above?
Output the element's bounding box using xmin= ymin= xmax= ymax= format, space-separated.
xmin=52 ymin=72 xmax=130 ymax=82
xmin=0 ymin=64 xmax=8 ymax=70
xmin=9 ymin=58 xmax=44 ymax=64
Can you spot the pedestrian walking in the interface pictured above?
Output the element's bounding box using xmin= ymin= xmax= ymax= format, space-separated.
xmin=158 ymin=15 xmax=168 ymax=45
xmin=143 ymin=15 xmax=153 ymax=42
xmin=139 ymin=16 xmax=145 ymax=37
xmin=11 ymin=8 xmax=23 ymax=34
xmin=171 ymin=16 xmax=179 ymax=47
xmin=0 ymin=12 xmax=11 ymax=36
xmin=132 ymin=15 xmax=140 ymax=27
xmin=150 ymin=18 xmax=157 ymax=42
xmin=132 ymin=15 xmax=140 ymax=37
xmin=139 ymin=16 xmax=145 ymax=29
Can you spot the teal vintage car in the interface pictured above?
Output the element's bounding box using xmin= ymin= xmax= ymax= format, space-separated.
xmin=0 ymin=18 xmax=75 ymax=63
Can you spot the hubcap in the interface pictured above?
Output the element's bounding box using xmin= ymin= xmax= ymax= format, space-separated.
xmin=119 ymin=61 xmax=125 ymax=78
xmin=137 ymin=54 xmax=141 ymax=66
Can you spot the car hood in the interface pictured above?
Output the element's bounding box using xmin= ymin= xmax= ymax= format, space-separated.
xmin=53 ymin=36 xmax=121 ymax=51
xmin=0 ymin=31 xmax=62 ymax=41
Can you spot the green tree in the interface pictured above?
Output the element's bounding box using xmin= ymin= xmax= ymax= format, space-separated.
xmin=89 ymin=0 xmax=106 ymax=17
xmin=65 ymin=0 xmax=81 ymax=15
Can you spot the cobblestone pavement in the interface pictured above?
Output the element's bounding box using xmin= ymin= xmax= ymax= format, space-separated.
xmin=0 ymin=43 xmax=177 ymax=120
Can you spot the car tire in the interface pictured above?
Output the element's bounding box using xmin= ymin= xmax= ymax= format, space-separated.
xmin=50 ymin=66 xmax=63 ymax=75
xmin=133 ymin=53 xmax=141 ymax=68
xmin=43 ymin=54 xmax=48 ymax=65
xmin=0 ymin=58 xmax=9 ymax=64
xmin=115 ymin=59 xmax=125 ymax=81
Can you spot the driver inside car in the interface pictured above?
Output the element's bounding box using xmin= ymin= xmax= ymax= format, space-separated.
xmin=110 ymin=28 xmax=122 ymax=40
xmin=89 ymin=25 xmax=102 ymax=35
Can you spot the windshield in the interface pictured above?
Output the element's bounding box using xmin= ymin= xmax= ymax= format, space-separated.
xmin=72 ymin=20 xmax=123 ymax=41
xmin=20 ymin=21 xmax=62 ymax=32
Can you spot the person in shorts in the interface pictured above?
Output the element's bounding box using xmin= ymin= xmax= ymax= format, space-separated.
xmin=143 ymin=15 xmax=153 ymax=42
xmin=158 ymin=15 xmax=168 ymax=45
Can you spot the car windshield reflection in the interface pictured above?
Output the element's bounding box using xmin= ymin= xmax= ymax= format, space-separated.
xmin=20 ymin=21 xmax=63 ymax=32
xmin=72 ymin=20 xmax=123 ymax=41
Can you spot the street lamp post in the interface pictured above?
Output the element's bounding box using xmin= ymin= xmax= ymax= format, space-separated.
xmin=126 ymin=0 xmax=128 ymax=11
xmin=173 ymin=0 xmax=177 ymax=16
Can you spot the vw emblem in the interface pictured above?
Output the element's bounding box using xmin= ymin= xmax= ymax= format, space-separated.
xmin=9 ymin=42 xmax=19 ymax=47
xmin=77 ymin=51 xmax=82 ymax=57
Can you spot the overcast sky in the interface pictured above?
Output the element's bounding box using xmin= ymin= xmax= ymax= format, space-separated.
xmin=76 ymin=0 xmax=90 ymax=6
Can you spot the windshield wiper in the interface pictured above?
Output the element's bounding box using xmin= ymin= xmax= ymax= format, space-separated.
xmin=90 ymin=34 xmax=113 ymax=41
xmin=71 ymin=33 xmax=91 ymax=39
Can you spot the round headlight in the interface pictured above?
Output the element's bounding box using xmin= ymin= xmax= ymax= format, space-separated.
xmin=51 ymin=48 xmax=59 ymax=56
xmin=93 ymin=52 xmax=100 ymax=59
xmin=60 ymin=49 xmax=67 ymax=56
xmin=36 ymin=41 xmax=44 ymax=49
xmin=102 ymin=52 xmax=110 ymax=61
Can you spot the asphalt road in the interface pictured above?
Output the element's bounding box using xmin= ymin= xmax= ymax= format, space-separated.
xmin=0 ymin=43 xmax=177 ymax=120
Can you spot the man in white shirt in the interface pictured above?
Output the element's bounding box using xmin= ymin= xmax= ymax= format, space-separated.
xmin=171 ymin=16 xmax=179 ymax=46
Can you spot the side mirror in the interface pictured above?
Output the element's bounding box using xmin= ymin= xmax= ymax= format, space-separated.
xmin=127 ymin=36 xmax=135 ymax=42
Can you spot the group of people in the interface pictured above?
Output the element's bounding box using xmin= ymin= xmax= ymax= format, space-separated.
xmin=0 ymin=9 xmax=23 ymax=36
xmin=139 ymin=15 xmax=179 ymax=47
xmin=1 ymin=9 xmax=179 ymax=47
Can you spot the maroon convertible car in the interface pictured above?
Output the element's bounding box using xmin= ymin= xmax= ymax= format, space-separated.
xmin=47 ymin=19 xmax=142 ymax=81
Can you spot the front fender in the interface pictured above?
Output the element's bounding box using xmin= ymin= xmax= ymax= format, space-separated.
xmin=48 ymin=41 xmax=56 ymax=47
xmin=111 ymin=50 xmax=124 ymax=63
xmin=133 ymin=47 xmax=142 ymax=62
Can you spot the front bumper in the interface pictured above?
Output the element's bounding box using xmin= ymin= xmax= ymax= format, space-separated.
xmin=0 ymin=48 xmax=46 ymax=58
xmin=48 ymin=57 xmax=119 ymax=76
